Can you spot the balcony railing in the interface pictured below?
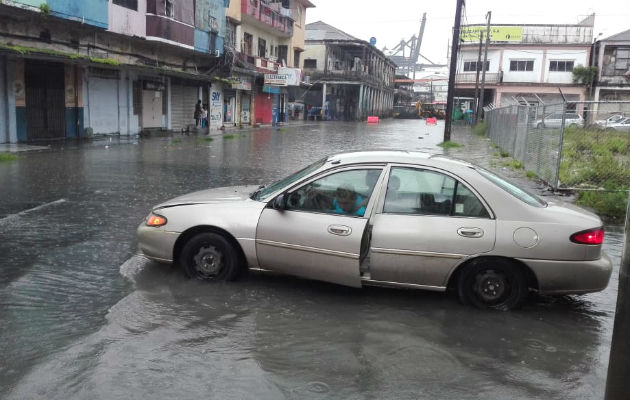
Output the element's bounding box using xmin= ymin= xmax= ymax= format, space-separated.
xmin=235 ymin=52 xmax=279 ymax=72
xmin=242 ymin=0 xmax=293 ymax=36
xmin=455 ymin=72 xmax=501 ymax=84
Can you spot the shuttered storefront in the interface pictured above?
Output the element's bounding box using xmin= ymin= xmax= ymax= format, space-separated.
xmin=171 ymin=80 xmax=200 ymax=131
xmin=87 ymin=68 xmax=120 ymax=134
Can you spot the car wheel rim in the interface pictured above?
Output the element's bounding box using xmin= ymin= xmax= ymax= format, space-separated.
xmin=192 ymin=245 xmax=223 ymax=278
xmin=473 ymin=269 xmax=508 ymax=303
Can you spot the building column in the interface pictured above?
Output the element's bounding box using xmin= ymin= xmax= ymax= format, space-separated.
xmin=322 ymin=82 xmax=327 ymax=120
xmin=358 ymin=84 xmax=364 ymax=120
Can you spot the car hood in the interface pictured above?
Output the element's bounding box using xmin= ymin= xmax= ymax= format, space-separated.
xmin=154 ymin=185 xmax=260 ymax=209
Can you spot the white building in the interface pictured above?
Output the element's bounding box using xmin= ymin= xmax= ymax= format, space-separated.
xmin=591 ymin=29 xmax=630 ymax=116
xmin=454 ymin=16 xmax=594 ymax=110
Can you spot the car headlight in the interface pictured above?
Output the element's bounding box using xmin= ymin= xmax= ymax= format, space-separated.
xmin=146 ymin=213 xmax=167 ymax=227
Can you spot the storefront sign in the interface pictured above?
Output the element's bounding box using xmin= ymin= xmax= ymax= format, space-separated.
xmin=460 ymin=26 xmax=523 ymax=42
xmin=143 ymin=80 xmax=166 ymax=91
xmin=264 ymin=74 xmax=288 ymax=86
xmin=231 ymin=77 xmax=252 ymax=91
xmin=277 ymin=67 xmax=302 ymax=86
xmin=262 ymin=85 xmax=281 ymax=94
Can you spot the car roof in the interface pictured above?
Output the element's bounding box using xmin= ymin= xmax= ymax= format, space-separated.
xmin=326 ymin=150 xmax=476 ymax=169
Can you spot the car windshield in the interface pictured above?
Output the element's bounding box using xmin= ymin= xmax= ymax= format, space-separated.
xmin=250 ymin=157 xmax=328 ymax=201
xmin=477 ymin=168 xmax=547 ymax=207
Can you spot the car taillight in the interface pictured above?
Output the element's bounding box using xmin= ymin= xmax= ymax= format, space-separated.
xmin=570 ymin=228 xmax=604 ymax=245
xmin=146 ymin=214 xmax=167 ymax=227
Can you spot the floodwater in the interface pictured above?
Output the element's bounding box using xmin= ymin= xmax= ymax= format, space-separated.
xmin=0 ymin=120 xmax=623 ymax=399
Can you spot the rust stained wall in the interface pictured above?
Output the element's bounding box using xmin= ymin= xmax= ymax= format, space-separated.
xmin=146 ymin=0 xmax=194 ymax=46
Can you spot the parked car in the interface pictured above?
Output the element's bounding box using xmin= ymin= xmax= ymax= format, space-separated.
xmin=534 ymin=112 xmax=584 ymax=128
xmin=607 ymin=117 xmax=630 ymax=133
xmin=137 ymin=151 xmax=612 ymax=310
xmin=595 ymin=114 xmax=625 ymax=128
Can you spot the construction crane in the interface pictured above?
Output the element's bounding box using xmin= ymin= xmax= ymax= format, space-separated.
xmin=385 ymin=13 xmax=446 ymax=78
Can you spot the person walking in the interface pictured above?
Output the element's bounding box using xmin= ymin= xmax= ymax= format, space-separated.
xmin=201 ymin=105 xmax=208 ymax=128
xmin=194 ymin=100 xmax=202 ymax=127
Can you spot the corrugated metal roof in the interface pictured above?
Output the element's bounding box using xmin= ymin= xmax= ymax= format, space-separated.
xmin=305 ymin=21 xmax=359 ymax=41
xmin=602 ymin=29 xmax=630 ymax=42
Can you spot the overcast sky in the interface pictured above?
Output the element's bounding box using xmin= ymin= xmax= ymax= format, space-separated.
xmin=305 ymin=0 xmax=630 ymax=65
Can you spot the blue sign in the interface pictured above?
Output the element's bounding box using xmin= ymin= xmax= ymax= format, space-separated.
xmin=263 ymin=85 xmax=280 ymax=94
xmin=369 ymin=37 xmax=377 ymax=45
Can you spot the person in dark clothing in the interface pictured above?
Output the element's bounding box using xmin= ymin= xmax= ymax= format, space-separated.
xmin=194 ymin=100 xmax=202 ymax=127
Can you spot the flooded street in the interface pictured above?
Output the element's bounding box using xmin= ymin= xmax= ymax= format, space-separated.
xmin=0 ymin=120 xmax=623 ymax=399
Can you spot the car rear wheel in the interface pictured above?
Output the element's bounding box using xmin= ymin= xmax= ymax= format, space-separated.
xmin=178 ymin=232 xmax=241 ymax=281
xmin=457 ymin=258 xmax=528 ymax=310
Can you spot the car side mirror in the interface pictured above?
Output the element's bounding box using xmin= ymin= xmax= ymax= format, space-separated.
xmin=272 ymin=194 xmax=287 ymax=211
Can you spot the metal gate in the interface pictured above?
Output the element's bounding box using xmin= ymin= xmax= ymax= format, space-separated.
xmin=171 ymin=80 xmax=199 ymax=131
xmin=25 ymin=61 xmax=66 ymax=140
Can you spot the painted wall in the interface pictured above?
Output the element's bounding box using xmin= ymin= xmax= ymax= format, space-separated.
xmin=544 ymin=49 xmax=588 ymax=84
xmin=0 ymin=57 xmax=7 ymax=143
xmin=64 ymin=64 xmax=84 ymax=138
xmin=194 ymin=0 xmax=226 ymax=54
xmin=48 ymin=0 xmax=109 ymax=29
xmin=146 ymin=0 xmax=194 ymax=47
xmin=6 ymin=0 xmax=45 ymax=8
xmin=302 ymin=43 xmax=326 ymax=70
xmin=239 ymin=22 xmax=291 ymax=58
xmin=109 ymin=0 xmax=146 ymax=37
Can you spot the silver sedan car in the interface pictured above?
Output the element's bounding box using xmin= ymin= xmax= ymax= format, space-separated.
xmin=137 ymin=151 xmax=612 ymax=310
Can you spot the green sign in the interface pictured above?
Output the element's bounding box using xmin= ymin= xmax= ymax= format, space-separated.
xmin=460 ymin=26 xmax=523 ymax=42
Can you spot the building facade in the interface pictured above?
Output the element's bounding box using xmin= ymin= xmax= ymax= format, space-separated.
xmin=224 ymin=0 xmax=313 ymax=126
xmin=302 ymin=21 xmax=396 ymax=120
xmin=591 ymin=29 xmax=630 ymax=116
xmin=0 ymin=0 xmax=232 ymax=143
xmin=454 ymin=16 xmax=594 ymax=111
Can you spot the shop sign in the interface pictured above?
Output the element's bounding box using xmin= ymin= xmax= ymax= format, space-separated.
xmin=460 ymin=26 xmax=523 ymax=42
xmin=231 ymin=77 xmax=252 ymax=91
xmin=263 ymin=85 xmax=281 ymax=94
xmin=264 ymin=74 xmax=288 ymax=86
xmin=277 ymin=67 xmax=302 ymax=86
xmin=143 ymin=80 xmax=166 ymax=91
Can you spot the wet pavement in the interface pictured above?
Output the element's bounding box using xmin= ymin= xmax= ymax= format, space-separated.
xmin=0 ymin=120 xmax=624 ymax=399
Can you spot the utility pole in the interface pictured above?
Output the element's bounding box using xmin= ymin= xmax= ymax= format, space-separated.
xmin=473 ymin=32 xmax=483 ymax=124
xmin=444 ymin=0 xmax=465 ymax=142
xmin=476 ymin=11 xmax=491 ymax=123
xmin=605 ymin=193 xmax=630 ymax=399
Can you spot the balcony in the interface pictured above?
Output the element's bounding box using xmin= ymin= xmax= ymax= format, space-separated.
xmin=241 ymin=0 xmax=293 ymax=37
xmin=455 ymin=72 xmax=501 ymax=84
xmin=235 ymin=52 xmax=280 ymax=72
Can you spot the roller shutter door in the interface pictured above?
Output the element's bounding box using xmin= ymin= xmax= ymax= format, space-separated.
xmin=171 ymin=82 xmax=199 ymax=131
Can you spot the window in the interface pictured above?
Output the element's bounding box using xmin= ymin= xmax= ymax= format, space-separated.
xmin=243 ymin=32 xmax=253 ymax=55
xmin=252 ymin=158 xmax=327 ymax=201
xmin=509 ymin=60 xmax=534 ymax=71
xmin=258 ymin=38 xmax=266 ymax=57
xmin=278 ymin=45 xmax=288 ymax=66
xmin=477 ymin=168 xmax=546 ymax=207
xmin=225 ymin=22 xmax=236 ymax=48
xmin=294 ymin=50 xmax=300 ymax=68
xmin=383 ymin=168 xmax=489 ymax=217
xmin=549 ymin=60 xmax=574 ymax=72
xmin=304 ymin=59 xmax=317 ymax=69
xmin=614 ymin=48 xmax=630 ymax=73
xmin=463 ymin=61 xmax=489 ymax=72
xmin=165 ymin=0 xmax=174 ymax=18
xmin=113 ymin=0 xmax=138 ymax=10
xmin=286 ymin=169 xmax=383 ymax=217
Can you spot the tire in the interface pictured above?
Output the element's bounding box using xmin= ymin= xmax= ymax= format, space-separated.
xmin=178 ymin=232 xmax=242 ymax=281
xmin=457 ymin=258 xmax=528 ymax=311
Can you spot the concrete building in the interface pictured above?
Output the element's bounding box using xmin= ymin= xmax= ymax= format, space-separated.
xmin=302 ymin=21 xmax=396 ymax=120
xmin=591 ymin=29 xmax=630 ymax=116
xmin=0 ymin=0 xmax=227 ymax=143
xmin=224 ymin=0 xmax=313 ymax=126
xmin=454 ymin=16 xmax=594 ymax=111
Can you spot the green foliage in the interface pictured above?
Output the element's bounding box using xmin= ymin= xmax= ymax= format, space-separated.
xmin=438 ymin=141 xmax=463 ymax=149
xmin=572 ymin=66 xmax=598 ymax=85
xmin=39 ymin=3 xmax=50 ymax=15
xmin=526 ymin=170 xmax=536 ymax=179
xmin=559 ymin=126 xmax=630 ymax=221
xmin=575 ymin=190 xmax=629 ymax=223
xmin=473 ymin=121 xmax=488 ymax=136
xmin=0 ymin=153 xmax=18 ymax=162
xmin=499 ymin=150 xmax=510 ymax=158
xmin=195 ymin=137 xmax=214 ymax=144
xmin=223 ymin=134 xmax=245 ymax=139
xmin=500 ymin=159 xmax=524 ymax=170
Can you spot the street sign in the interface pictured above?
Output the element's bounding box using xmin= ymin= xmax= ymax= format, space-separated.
xmin=369 ymin=37 xmax=377 ymax=45
xmin=460 ymin=26 xmax=523 ymax=42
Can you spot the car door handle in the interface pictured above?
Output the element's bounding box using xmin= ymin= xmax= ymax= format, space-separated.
xmin=457 ymin=227 xmax=484 ymax=238
xmin=328 ymin=225 xmax=352 ymax=236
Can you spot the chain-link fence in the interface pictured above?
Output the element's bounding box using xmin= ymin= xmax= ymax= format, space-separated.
xmin=485 ymin=100 xmax=630 ymax=221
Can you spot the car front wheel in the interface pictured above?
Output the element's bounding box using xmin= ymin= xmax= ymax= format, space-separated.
xmin=457 ymin=258 xmax=528 ymax=310
xmin=178 ymin=232 xmax=241 ymax=281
